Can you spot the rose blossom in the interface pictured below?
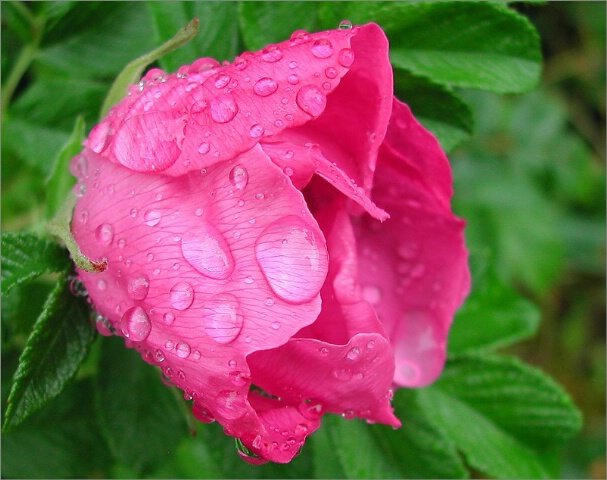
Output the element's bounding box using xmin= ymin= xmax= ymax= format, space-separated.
xmin=70 ymin=23 xmax=470 ymax=463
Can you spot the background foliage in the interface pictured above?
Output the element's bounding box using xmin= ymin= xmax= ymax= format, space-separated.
xmin=1 ymin=2 xmax=604 ymax=478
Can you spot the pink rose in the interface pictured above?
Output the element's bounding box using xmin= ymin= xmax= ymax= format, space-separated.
xmin=70 ymin=23 xmax=470 ymax=464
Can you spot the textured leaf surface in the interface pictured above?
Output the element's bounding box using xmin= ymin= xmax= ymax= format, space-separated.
xmin=319 ymin=1 xmax=541 ymax=93
xmin=448 ymin=250 xmax=540 ymax=355
xmin=94 ymin=337 xmax=188 ymax=475
xmin=311 ymin=390 xmax=467 ymax=479
xmin=148 ymin=1 xmax=240 ymax=71
xmin=394 ymin=70 xmax=473 ymax=153
xmin=239 ymin=1 xmax=319 ymax=51
xmin=1 ymin=232 xmax=71 ymax=296
xmin=420 ymin=354 xmax=583 ymax=478
xmin=3 ymin=272 xmax=94 ymax=430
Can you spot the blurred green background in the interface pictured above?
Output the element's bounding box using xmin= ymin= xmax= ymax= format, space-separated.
xmin=1 ymin=2 xmax=605 ymax=478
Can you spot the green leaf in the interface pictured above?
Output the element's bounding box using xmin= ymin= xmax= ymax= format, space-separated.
xmin=3 ymin=271 xmax=95 ymax=430
xmin=394 ymin=70 xmax=473 ymax=153
xmin=1 ymin=378 xmax=112 ymax=479
xmin=448 ymin=250 xmax=541 ymax=355
xmin=238 ymin=2 xmax=319 ymax=51
xmin=148 ymin=1 xmax=240 ymax=72
xmin=45 ymin=115 xmax=85 ymax=221
xmin=1 ymin=118 xmax=69 ymax=176
xmin=419 ymin=354 xmax=583 ymax=478
xmin=311 ymin=390 xmax=467 ymax=479
xmin=1 ymin=232 xmax=71 ymax=297
xmin=94 ymin=337 xmax=189 ymax=475
xmin=319 ymin=2 xmax=542 ymax=93
xmin=37 ymin=3 xmax=157 ymax=79
xmin=100 ymin=16 xmax=199 ymax=118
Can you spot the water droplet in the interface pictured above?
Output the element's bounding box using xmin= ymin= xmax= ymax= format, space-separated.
xmin=319 ymin=347 xmax=329 ymax=356
xmin=296 ymin=85 xmax=327 ymax=117
xmin=95 ymin=223 xmax=114 ymax=245
xmin=210 ymin=94 xmax=238 ymax=123
xmin=228 ymin=359 xmax=237 ymax=368
xmin=229 ymin=371 xmax=249 ymax=387
xmin=234 ymin=58 xmax=248 ymax=70
xmin=397 ymin=241 xmax=418 ymax=260
xmin=182 ymin=223 xmax=235 ymax=280
xmin=147 ymin=253 xmax=154 ymax=262
xmin=163 ymin=312 xmax=175 ymax=325
xmin=287 ymin=74 xmax=299 ymax=85
xmin=261 ymin=45 xmax=283 ymax=62
xmin=117 ymin=238 xmax=126 ymax=248
xmin=253 ymin=77 xmax=278 ymax=96
xmin=325 ymin=67 xmax=338 ymax=79
xmin=338 ymin=48 xmax=355 ymax=67
xmin=366 ymin=340 xmax=376 ymax=349
xmin=298 ymin=400 xmax=324 ymax=420
xmin=342 ymin=409 xmax=355 ymax=419
xmin=175 ymin=341 xmax=191 ymax=358
xmin=154 ymin=349 xmax=165 ymax=362
xmin=347 ymin=347 xmax=360 ymax=360
xmin=120 ymin=306 xmax=151 ymax=342
xmin=202 ymin=293 xmax=244 ymax=344
xmin=244 ymin=276 xmax=254 ymax=284
xmin=255 ymin=216 xmax=327 ymax=304
xmin=271 ymin=321 xmax=280 ymax=330
xmin=195 ymin=208 xmax=204 ymax=216
xmin=97 ymin=279 xmax=107 ymax=291
xmin=362 ymin=285 xmax=382 ymax=305
xmin=127 ymin=273 xmax=149 ymax=300
xmin=311 ymin=39 xmax=333 ymax=58
xmin=165 ymin=340 xmax=174 ymax=350
xmin=213 ymin=73 xmax=231 ymax=89
xmin=284 ymin=167 xmax=294 ymax=177
xmin=249 ymin=124 xmax=264 ymax=138
xmin=198 ymin=142 xmax=210 ymax=154
xmin=89 ymin=121 xmax=112 ymax=153
xmin=170 ymin=282 xmax=194 ymax=310
xmin=144 ymin=209 xmax=161 ymax=226
xmin=94 ymin=314 xmax=113 ymax=336
xmin=192 ymin=350 xmax=201 ymax=360
xmin=229 ymin=165 xmax=249 ymax=190
xmin=78 ymin=209 xmax=89 ymax=223
xmin=338 ymin=20 xmax=353 ymax=30
xmin=289 ymin=30 xmax=310 ymax=46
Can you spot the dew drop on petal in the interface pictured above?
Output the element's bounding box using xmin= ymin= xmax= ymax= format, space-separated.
xmin=296 ymin=85 xmax=327 ymax=117
xmin=127 ymin=273 xmax=150 ymax=300
xmin=338 ymin=48 xmax=355 ymax=67
xmin=213 ymin=74 xmax=231 ymax=89
xmin=253 ymin=77 xmax=278 ymax=96
xmin=261 ymin=46 xmax=283 ymax=62
xmin=198 ymin=142 xmax=210 ymax=154
xmin=325 ymin=67 xmax=338 ymax=79
xmin=170 ymin=282 xmax=194 ymax=310
xmin=210 ymin=94 xmax=238 ymax=123
xmin=120 ymin=306 xmax=151 ymax=342
xmin=95 ymin=223 xmax=114 ymax=245
xmin=89 ymin=121 xmax=112 ymax=154
xmin=144 ymin=209 xmax=161 ymax=226
xmin=287 ymin=74 xmax=299 ymax=85
xmin=311 ymin=39 xmax=333 ymax=58
xmin=163 ymin=312 xmax=175 ymax=325
xmin=338 ymin=19 xmax=353 ymax=30
xmin=347 ymin=347 xmax=360 ymax=360
xmin=182 ymin=224 xmax=235 ymax=280
xmin=175 ymin=341 xmax=191 ymax=358
xmin=229 ymin=164 xmax=249 ymax=190
xmin=255 ymin=216 xmax=328 ymax=303
xmin=249 ymin=124 xmax=264 ymax=138
xmin=202 ymin=293 xmax=244 ymax=344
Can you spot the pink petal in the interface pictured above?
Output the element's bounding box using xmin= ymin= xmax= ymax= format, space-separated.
xmin=248 ymin=332 xmax=400 ymax=427
xmin=87 ymin=27 xmax=369 ymax=176
xmin=71 ymin=144 xmax=329 ymax=462
xmin=354 ymin=99 xmax=470 ymax=387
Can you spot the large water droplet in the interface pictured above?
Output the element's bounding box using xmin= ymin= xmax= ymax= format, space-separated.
xmin=170 ymin=282 xmax=194 ymax=310
xmin=144 ymin=209 xmax=161 ymax=227
xmin=213 ymin=73 xmax=231 ymax=89
xmin=255 ymin=216 xmax=327 ymax=304
xmin=296 ymin=85 xmax=327 ymax=117
xmin=198 ymin=142 xmax=210 ymax=154
xmin=182 ymin=224 xmax=235 ymax=280
xmin=229 ymin=164 xmax=249 ymax=190
xmin=338 ymin=48 xmax=355 ymax=67
xmin=249 ymin=124 xmax=264 ymax=138
xmin=210 ymin=94 xmax=238 ymax=123
xmin=261 ymin=45 xmax=283 ymax=62
xmin=89 ymin=121 xmax=112 ymax=153
xmin=311 ymin=39 xmax=333 ymax=58
xmin=175 ymin=341 xmax=191 ymax=358
xmin=253 ymin=77 xmax=278 ymax=97
xmin=120 ymin=306 xmax=151 ymax=342
xmin=289 ymin=30 xmax=310 ymax=46
xmin=298 ymin=399 xmax=324 ymax=420
xmin=338 ymin=20 xmax=353 ymax=30
xmin=127 ymin=274 xmax=150 ymax=300
xmin=95 ymin=223 xmax=114 ymax=245
xmin=202 ymin=293 xmax=244 ymax=344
